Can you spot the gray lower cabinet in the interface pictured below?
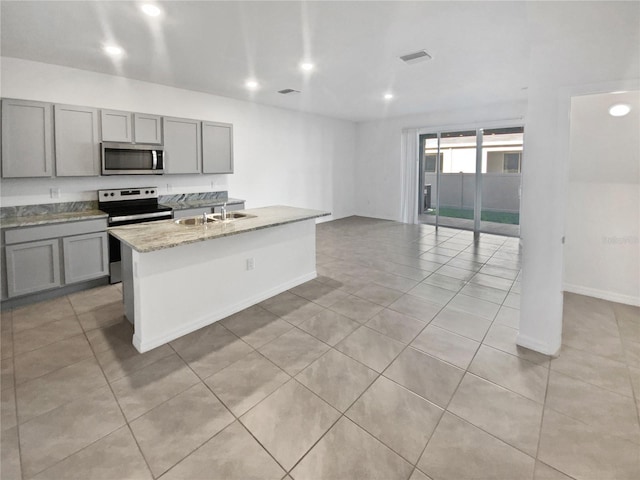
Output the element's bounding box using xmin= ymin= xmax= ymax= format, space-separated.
xmin=1 ymin=98 xmax=53 ymax=178
xmin=3 ymin=219 xmax=108 ymax=298
xmin=54 ymin=104 xmax=100 ymax=176
xmin=202 ymin=121 xmax=234 ymax=174
xmin=164 ymin=117 xmax=202 ymax=174
xmin=62 ymin=232 xmax=108 ymax=283
xmin=5 ymin=239 xmax=61 ymax=297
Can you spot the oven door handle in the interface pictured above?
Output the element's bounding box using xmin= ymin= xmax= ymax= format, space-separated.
xmin=109 ymin=211 xmax=172 ymax=223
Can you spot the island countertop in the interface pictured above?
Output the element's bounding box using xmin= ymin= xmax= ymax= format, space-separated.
xmin=108 ymin=205 xmax=330 ymax=253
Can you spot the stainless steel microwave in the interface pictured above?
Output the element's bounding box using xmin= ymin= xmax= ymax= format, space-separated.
xmin=101 ymin=143 xmax=164 ymax=175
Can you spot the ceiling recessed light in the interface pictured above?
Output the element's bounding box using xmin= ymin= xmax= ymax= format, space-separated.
xmin=141 ymin=4 xmax=162 ymax=17
xmin=245 ymin=80 xmax=259 ymax=90
xmin=609 ymin=104 xmax=631 ymax=117
xmin=384 ymin=93 xmax=394 ymax=100
xmin=300 ymin=62 xmax=314 ymax=71
xmin=103 ymin=45 xmax=124 ymax=56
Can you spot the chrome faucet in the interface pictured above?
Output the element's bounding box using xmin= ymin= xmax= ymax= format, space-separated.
xmin=221 ymin=202 xmax=227 ymax=221
xmin=203 ymin=211 xmax=208 ymax=223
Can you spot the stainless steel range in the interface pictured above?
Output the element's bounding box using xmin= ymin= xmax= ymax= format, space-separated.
xmin=98 ymin=187 xmax=173 ymax=283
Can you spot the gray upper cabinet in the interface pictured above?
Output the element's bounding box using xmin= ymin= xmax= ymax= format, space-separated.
xmin=202 ymin=121 xmax=234 ymax=174
xmin=54 ymin=104 xmax=100 ymax=176
xmin=1 ymin=98 xmax=53 ymax=178
xmin=100 ymin=109 xmax=132 ymax=142
xmin=163 ymin=117 xmax=201 ymax=174
xmin=133 ymin=113 xmax=162 ymax=144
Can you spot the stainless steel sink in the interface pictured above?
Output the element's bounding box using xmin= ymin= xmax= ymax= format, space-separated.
xmin=174 ymin=212 xmax=256 ymax=226
xmin=174 ymin=215 xmax=219 ymax=226
xmin=210 ymin=212 xmax=255 ymax=221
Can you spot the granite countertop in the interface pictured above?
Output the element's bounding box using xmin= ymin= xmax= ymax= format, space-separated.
xmin=160 ymin=197 xmax=245 ymax=211
xmin=109 ymin=205 xmax=330 ymax=253
xmin=1 ymin=209 xmax=108 ymax=228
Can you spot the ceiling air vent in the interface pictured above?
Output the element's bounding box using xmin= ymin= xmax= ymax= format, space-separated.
xmin=278 ymin=88 xmax=300 ymax=95
xmin=399 ymin=50 xmax=432 ymax=64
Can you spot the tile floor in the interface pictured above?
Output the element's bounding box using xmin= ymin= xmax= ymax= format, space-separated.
xmin=1 ymin=216 xmax=639 ymax=479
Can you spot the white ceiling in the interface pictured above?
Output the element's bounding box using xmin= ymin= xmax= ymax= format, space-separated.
xmin=0 ymin=1 xmax=635 ymax=122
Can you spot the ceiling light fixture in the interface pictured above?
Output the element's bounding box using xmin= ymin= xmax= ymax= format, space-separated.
xmin=103 ymin=45 xmax=124 ymax=56
xmin=399 ymin=50 xmax=432 ymax=65
xmin=300 ymin=62 xmax=314 ymax=72
xmin=608 ymin=104 xmax=631 ymax=117
xmin=245 ymin=80 xmax=259 ymax=90
xmin=384 ymin=93 xmax=394 ymax=100
xmin=141 ymin=4 xmax=162 ymax=17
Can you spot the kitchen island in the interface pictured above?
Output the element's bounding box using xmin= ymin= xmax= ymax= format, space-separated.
xmin=108 ymin=205 xmax=330 ymax=352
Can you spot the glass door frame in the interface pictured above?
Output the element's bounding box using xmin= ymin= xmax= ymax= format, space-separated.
xmin=418 ymin=123 xmax=524 ymax=237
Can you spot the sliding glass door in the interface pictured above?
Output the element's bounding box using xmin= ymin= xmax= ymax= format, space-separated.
xmin=418 ymin=125 xmax=523 ymax=237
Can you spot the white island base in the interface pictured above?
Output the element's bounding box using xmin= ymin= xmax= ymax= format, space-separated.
xmin=121 ymin=219 xmax=317 ymax=353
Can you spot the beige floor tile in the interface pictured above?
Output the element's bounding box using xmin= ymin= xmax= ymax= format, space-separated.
xmin=290 ymin=279 xmax=349 ymax=307
xmin=19 ymin=385 xmax=125 ymax=478
xmin=32 ymin=426 xmax=152 ymax=480
xmin=11 ymin=296 xmax=75 ymax=332
xmin=483 ymin=323 xmax=551 ymax=366
xmin=407 ymin=283 xmax=457 ymax=306
xmin=67 ymin=284 xmax=122 ymax=314
xmin=111 ymin=353 xmax=200 ymax=421
xmin=1 ymin=386 xmax=17 ymax=431
xmin=296 ymin=349 xmax=378 ymax=412
xmin=170 ymin=322 xmax=253 ymax=378
xmin=130 ymin=383 xmax=234 ymax=477
xmin=240 ymin=379 xmax=340 ymax=470
xmin=469 ymin=345 xmax=548 ymax=403
xmin=546 ymin=370 xmax=640 ymax=444
xmin=259 ymin=291 xmax=325 ymax=325
xmin=418 ymin=413 xmax=535 ymax=480
xmin=504 ymin=292 xmax=521 ymax=309
xmin=412 ymin=325 xmax=479 ymax=369
xmin=371 ymin=272 xmax=421 ymax=293
xmin=422 ymin=273 xmax=466 ymax=292
xmin=469 ymin=272 xmax=513 ymax=291
xmin=494 ymin=305 xmax=520 ymax=328
xmin=388 ymin=294 xmax=442 ymax=322
xmin=1 ymin=356 xmax=14 ymax=392
xmin=538 ymin=408 xmax=640 ymax=480
xmin=447 ymin=294 xmax=500 ymax=320
xmin=622 ymin=339 xmax=640 ymax=369
xmin=346 ymin=376 xmax=443 ymax=463
xmin=0 ymin=329 xmax=12 ymax=360
xmin=298 ymin=309 xmax=360 ymax=346
xmin=460 ymin=283 xmax=508 ymax=305
xmin=14 ymin=334 xmax=93 ymax=384
xmin=365 ymin=308 xmax=425 ymax=344
xmin=448 ymin=373 xmax=543 ymax=456
xmin=0 ymin=310 xmax=12 ymax=333
xmin=16 ymin=357 xmax=107 ymax=423
xmin=259 ymin=328 xmax=329 ymax=376
xmin=291 ymin=417 xmax=413 ymax=480
xmin=430 ymin=306 xmax=492 ymax=341
xmin=160 ymin=421 xmax=286 ymax=480
xmin=335 ymin=326 xmax=405 ymax=373
xmin=551 ymin=344 xmax=633 ymax=397
xmin=85 ymin=319 xmax=135 ymax=354
xmin=478 ymin=264 xmax=520 ymax=280
xmin=206 ymin=351 xmax=290 ymax=416
xmin=95 ymin=341 xmax=174 ymax=383
xmin=533 ymin=461 xmax=574 ymax=480
xmin=435 ymin=264 xmax=477 ymax=280
xmin=329 ymin=295 xmax=385 ymax=322
xmin=221 ymin=305 xmax=293 ymax=348
xmin=354 ymin=283 xmax=404 ymax=307
xmin=409 ymin=468 xmax=433 ymax=480
xmin=563 ymin=305 xmax=625 ymax=364
xmin=76 ymin=300 xmax=125 ymax=331
xmin=384 ymin=347 xmax=464 ymax=407
xmin=13 ymin=315 xmax=83 ymax=355
xmin=1 ymin=426 xmax=22 ymax=480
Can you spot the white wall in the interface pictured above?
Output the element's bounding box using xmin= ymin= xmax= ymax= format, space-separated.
xmin=354 ymin=101 xmax=526 ymax=221
xmin=563 ymin=91 xmax=640 ymax=306
xmin=0 ymin=58 xmax=356 ymax=220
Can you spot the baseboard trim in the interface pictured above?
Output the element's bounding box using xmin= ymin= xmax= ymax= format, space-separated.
xmin=133 ymin=271 xmax=317 ymax=353
xmin=516 ymin=333 xmax=561 ymax=357
xmin=563 ymin=283 xmax=640 ymax=307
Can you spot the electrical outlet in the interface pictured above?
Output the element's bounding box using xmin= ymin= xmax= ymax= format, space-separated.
xmin=246 ymin=258 xmax=255 ymax=271
xmin=50 ymin=187 xmax=60 ymax=199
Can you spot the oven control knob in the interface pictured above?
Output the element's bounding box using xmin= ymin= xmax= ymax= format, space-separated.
xmin=145 ymin=190 xmax=149 ymax=194
xmin=103 ymin=193 xmax=108 ymax=197
xmin=110 ymin=193 xmax=115 ymax=196
xmin=151 ymin=190 xmax=155 ymax=194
